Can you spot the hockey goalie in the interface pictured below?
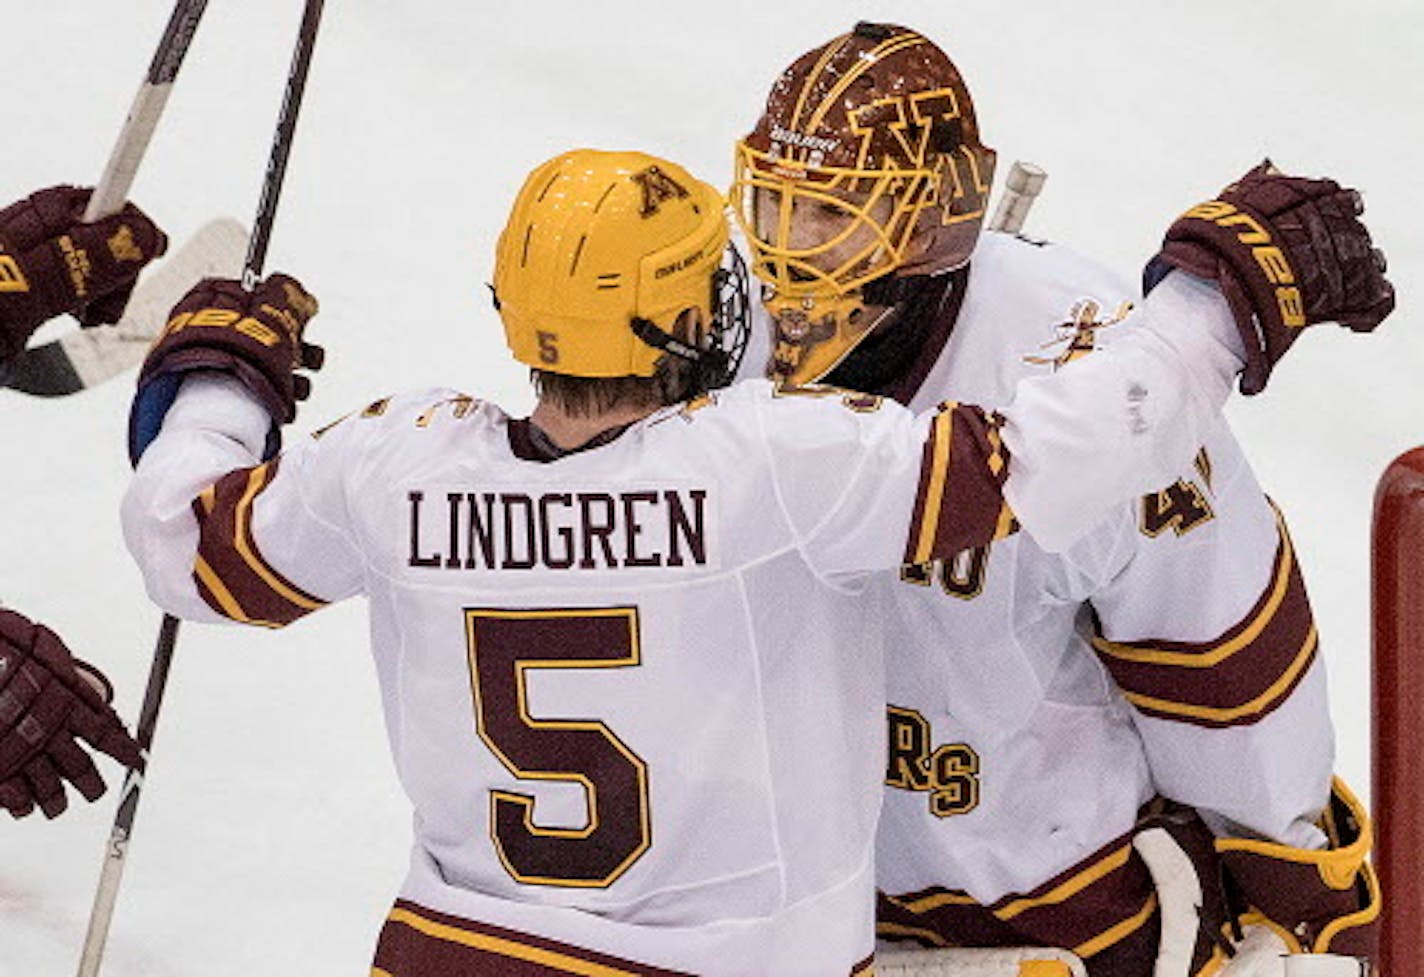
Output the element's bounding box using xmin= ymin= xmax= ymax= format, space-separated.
xmin=730 ymin=22 xmax=1390 ymax=977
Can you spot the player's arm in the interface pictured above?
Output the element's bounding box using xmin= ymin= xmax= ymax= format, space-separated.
xmin=1089 ymin=432 xmax=1332 ymax=844
xmin=0 ymin=185 xmax=167 ymax=370
xmin=1087 ymin=438 xmax=1377 ymax=964
xmin=121 ymin=274 xmax=358 ymax=626
xmin=908 ymin=164 xmax=1392 ymax=558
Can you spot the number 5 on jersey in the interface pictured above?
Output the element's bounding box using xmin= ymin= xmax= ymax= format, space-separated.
xmin=465 ymin=607 xmax=651 ymax=887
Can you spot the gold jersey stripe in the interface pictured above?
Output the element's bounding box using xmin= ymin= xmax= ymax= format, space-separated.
xmin=232 ymin=465 xmax=325 ymax=611
xmin=1092 ymin=509 xmax=1295 ymax=668
xmin=995 ymin=843 xmax=1133 ymax=920
xmin=385 ymin=907 xmax=650 ymax=977
xmin=1121 ymin=625 xmax=1317 ymax=723
xmin=1074 ymin=893 xmax=1158 ymax=959
xmin=897 ymin=889 xmax=979 ymax=914
xmin=993 ymin=501 xmax=1017 ymax=542
xmin=985 ymin=423 xmax=1006 ymax=478
xmin=193 ymin=555 xmax=282 ymax=629
xmin=910 ymin=406 xmax=956 ymax=565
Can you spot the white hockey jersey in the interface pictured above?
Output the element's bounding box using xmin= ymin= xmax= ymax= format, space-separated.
xmin=869 ymin=233 xmax=1334 ymax=962
xmin=122 ymin=271 xmax=1241 ymax=975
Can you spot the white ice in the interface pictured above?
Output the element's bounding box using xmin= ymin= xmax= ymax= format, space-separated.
xmin=1 ymin=1 xmax=1420 ymax=973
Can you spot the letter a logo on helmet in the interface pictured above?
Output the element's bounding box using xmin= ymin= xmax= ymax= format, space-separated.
xmin=731 ymin=23 xmax=997 ymax=386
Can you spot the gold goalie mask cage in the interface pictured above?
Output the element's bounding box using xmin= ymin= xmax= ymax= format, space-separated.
xmin=494 ymin=149 xmax=749 ymax=391
xmin=731 ymin=23 xmax=997 ymax=385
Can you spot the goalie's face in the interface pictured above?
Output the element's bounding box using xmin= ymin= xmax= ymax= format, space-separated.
xmin=749 ymin=185 xmax=896 ymax=280
xmin=733 ymin=158 xmax=932 ymax=385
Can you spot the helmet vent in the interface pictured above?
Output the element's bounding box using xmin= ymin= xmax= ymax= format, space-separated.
xmin=853 ymin=21 xmax=894 ymax=40
xmin=593 ymin=182 xmax=618 ymax=214
xmin=596 ymin=273 xmax=622 ymax=291
xmin=535 ymin=171 xmax=560 ymax=203
xmin=520 ymin=224 xmax=534 ymax=268
xmin=569 ymin=234 xmax=587 ymax=276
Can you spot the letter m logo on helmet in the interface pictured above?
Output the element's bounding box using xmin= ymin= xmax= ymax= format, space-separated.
xmin=730 ymin=23 xmax=998 ymax=385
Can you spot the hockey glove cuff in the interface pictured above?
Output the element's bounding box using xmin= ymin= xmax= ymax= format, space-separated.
xmin=130 ymin=274 xmax=323 ymax=462
xmin=1216 ymin=777 xmax=1379 ymax=962
xmin=1144 ymin=161 xmax=1394 ymax=395
xmin=0 ymin=185 xmax=168 ymax=365
xmin=0 ymin=609 xmax=143 ymax=819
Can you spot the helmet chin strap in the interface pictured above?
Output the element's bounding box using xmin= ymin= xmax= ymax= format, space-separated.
xmin=629 ymin=317 xmax=730 ymax=393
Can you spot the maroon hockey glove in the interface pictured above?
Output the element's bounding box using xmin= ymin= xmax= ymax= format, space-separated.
xmin=137 ymin=274 xmax=323 ymax=424
xmin=1216 ymin=779 xmax=1379 ymax=962
xmin=0 ymin=185 xmax=168 ymax=364
xmin=1145 ymin=161 xmax=1395 ymax=394
xmin=0 ymin=609 xmax=143 ymax=819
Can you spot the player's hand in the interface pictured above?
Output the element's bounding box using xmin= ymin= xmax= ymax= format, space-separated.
xmin=0 ymin=609 xmax=143 ymax=819
xmin=1145 ymin=161 xmax=1395 ymax=394
xmin=0 ymin=185 xmax=169 ymax=364
xmin=137 ymin=273 xmax=324 ymax=425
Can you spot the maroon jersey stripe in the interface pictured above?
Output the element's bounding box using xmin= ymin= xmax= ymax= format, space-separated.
xmin=905 ymin=404 xmax=1015 ymax=565
xmin=372 ymin=899 xmax=695 ymax=976
xmin=1091 ymin=509 xmax=1317 ymax=728
xmin=189 ymin=458 xmax=327 ymax=627
xmin=878 ymin=801 xmax=1218 ymax=969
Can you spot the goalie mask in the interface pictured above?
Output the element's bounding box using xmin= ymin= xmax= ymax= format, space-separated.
xmin=731 ymin=23 xmax=996 ymax=385
xmin=494 ymin=149 xmax=748 ymax=394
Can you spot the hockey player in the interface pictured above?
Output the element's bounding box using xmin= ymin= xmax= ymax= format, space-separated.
xmin=730 ymin=23 xmax=1394 ymax=975
xmin=122 ymin=146 xmax=1369 ymax=975
xmin=0 ymin=185 xmax=164 ymax=818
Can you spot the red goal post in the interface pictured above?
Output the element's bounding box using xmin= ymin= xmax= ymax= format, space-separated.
xmin=1372 ymin=446 xmax=1424 ymax=975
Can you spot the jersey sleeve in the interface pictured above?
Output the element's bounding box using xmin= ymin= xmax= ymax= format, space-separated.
xmin=122 ymin=372 xmax=367 ymax=627
xmin=754 ymin=269 xmax=1246 ymax=581
xmin=999 ymin=271 xmax=1245 ymax=552
xmin=751 ymin=386 xmax=1020 ymax=581
xmin=1086 ymin=423 xmax=1333 ymax=849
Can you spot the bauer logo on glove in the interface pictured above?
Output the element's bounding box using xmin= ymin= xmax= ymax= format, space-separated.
xmin=1144 ymin=160 xmax=1395 ymax=394
xmin=138 ymin=273 xmax=324 ymax=425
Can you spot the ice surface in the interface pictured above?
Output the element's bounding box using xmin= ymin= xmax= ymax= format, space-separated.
xmin=2 ymin=1 xmax=1420 ymax=972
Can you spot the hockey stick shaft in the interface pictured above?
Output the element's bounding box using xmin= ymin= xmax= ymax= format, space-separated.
xmin=76 ymin=616 xmax=180 ymax=977
xmin=988 ymin=161 xmax=1047 ymax=235
xmin=77 ymin=4 xmax=328 ymax=973
xmin=83 ymin=0 xmax=210 ymax=222
xmin=243 ymin=0 xmax=326 ymax=286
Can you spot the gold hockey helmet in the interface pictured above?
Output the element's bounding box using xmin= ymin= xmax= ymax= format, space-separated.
xmin=731 ymin=23 xmax=997 ymax=385
xmin=495 ymin=149 xmax=749 ymax=385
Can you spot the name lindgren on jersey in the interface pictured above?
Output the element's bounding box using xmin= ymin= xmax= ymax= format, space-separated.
xmin=405 ymin=486 xmax=712 ymax=572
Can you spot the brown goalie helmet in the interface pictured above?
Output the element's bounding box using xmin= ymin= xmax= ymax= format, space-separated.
xmin=732 ymin=23 xmax=997 ymax=385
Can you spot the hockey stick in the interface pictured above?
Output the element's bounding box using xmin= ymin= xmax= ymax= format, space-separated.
xmin=988 ymin=161 xmax=1047 ymax=235
xmin=85 ymin=0 xmax=210 ymax=223
xmin=75 ymin=2 xmax=328 ymax=973
xmin=4 ymin=0 xmax=212 ymax=398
